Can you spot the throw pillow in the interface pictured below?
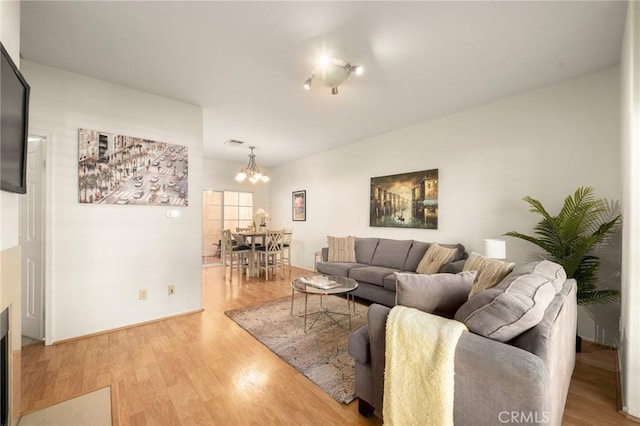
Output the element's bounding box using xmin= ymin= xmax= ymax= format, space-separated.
xmin=395 ymin=271 xmax=477 ymax=318
xmin=415 ymin=243 xmax=459 ymax=274
xmin=454 ymin=261 xmax=560 ymax=342
xmin=463 ymin=253 xmax=515 ymax=298
xmin=327 ymin=235 xmax=356 ymax=262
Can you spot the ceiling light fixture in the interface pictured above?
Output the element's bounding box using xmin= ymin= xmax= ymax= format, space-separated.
xmin=303 ymin=56 xmax=363 ymax=95
xmin=235 ymin=146 xmax=270 ymax=184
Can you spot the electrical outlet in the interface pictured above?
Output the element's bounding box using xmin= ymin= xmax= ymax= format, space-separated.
xmin=139 ymin=289 xmax=147 ymax=300
xmin=168 ymin=285 xmax=175 ymax=295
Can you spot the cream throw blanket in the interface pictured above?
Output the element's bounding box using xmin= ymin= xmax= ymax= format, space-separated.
xmin=383 ymin=306 xmax=467 ymax=426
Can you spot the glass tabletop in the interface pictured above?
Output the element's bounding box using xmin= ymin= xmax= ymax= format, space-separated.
xmin=291 ymin=275 xmax=358 ymax=295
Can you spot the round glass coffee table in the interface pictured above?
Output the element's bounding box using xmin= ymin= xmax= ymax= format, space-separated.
xmin=290 ymin=275 xmax=358 ymax=333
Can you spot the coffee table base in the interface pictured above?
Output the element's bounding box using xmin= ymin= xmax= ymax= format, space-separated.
xmin=290 ymin=291 xmax=356 ymax=333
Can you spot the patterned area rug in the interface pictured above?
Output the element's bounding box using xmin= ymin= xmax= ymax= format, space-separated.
xmin=225 ymin=294 xmax=368 ymax=403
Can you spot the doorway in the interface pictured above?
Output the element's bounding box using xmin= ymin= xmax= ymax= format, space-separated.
xmin=202 ymin=190 xmax=223 ymax=266
xmin=19 ymin=136 xmax=46 ymax=341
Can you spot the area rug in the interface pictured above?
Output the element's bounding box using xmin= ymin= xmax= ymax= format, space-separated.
xmin=19 ymin=386 xmax=112 ymax=426
xmin=225 ymin=294 xmax=368 ymax=403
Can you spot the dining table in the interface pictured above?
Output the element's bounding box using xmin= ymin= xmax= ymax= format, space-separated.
xmin=236 ymin=230 xmax=292 ymax=278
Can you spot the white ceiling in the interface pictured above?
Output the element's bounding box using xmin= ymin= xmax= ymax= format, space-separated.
xmin=20 ymin=1 xmax=627 ymax=167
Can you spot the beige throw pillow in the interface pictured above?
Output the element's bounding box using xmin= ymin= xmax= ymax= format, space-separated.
xmin=463 ymin=253 xmax=515 ymax=298
xmin=327 ymin=236 xmax=356 ymax=262
xmin=415 ymin=243 xmax=458 ymax=274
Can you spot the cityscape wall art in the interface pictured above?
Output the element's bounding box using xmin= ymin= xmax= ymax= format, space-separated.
xmin=78 ymin=128 xmax=188 ymax=206
xmin=370 ymin=169 xmax=438 ymax=229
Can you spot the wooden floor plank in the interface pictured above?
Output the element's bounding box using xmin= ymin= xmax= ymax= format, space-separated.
xmin=20 ymin=266 xmax=634 ymax=425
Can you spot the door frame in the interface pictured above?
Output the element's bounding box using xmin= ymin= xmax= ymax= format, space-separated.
xmin=202 ymin=188 xmax=223 ymax=267
xmin=26 ymin=128 xmax=54 ymax=346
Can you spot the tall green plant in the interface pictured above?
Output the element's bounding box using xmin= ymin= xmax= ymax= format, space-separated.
xmin=504 ymin=186 xmax=620 ymax=305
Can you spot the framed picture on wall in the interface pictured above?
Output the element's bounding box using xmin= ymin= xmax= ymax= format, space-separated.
xmin=292 ymin=190 xmax=306 ymax=221
xmin=370 ymin=168 xmax=438 ymax=229
xmin=77 ymin=128 xmax=188 ymax=206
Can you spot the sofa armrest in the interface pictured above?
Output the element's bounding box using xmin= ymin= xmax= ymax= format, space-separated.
xmin=348 ymin=324 xmax=370 ymax=364
xmin=367 ymin=303 xmax=392 ymax=409
xmin=321 ymin=247 xmax=329 ymax=262
xmin=453 ymin=332 xmax=550 ymax=425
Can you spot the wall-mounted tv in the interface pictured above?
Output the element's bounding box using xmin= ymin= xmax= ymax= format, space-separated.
xmin=1 ymin=41 xmax=30 ymax=194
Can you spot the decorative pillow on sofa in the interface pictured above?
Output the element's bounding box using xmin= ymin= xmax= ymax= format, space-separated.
xmin=454 ymin=260 xmax=561 ymax=342
xmin=395 ymin=271 xmax=477 ymax=318
xmin=415 ymin=243 xmax=458 ymax=274
xmin=463 ymin=253 xmax=515 ymax=298
xmin=327 ymin=236 xmax=356 ymax=262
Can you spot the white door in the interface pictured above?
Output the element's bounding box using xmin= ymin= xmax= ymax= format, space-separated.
xmin=19 ymin=137 xmax=45 ymax=340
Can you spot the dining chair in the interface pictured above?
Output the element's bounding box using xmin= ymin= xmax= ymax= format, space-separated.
xmin=282 ymin=230 xmax=292 ymax=271
xmin=221 ymin=229 xmax=251 ymax=277
xmin=256 ymin=229 xmax=285 ymax=281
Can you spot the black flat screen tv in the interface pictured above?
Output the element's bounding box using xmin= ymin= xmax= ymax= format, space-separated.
xmin=1 ymin=41 xmax=30 ymax=194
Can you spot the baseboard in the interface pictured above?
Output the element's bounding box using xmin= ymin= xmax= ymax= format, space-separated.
xmin=618 ymin=409 xmax=640 ymax=423
xmin=614 ymin=345 xmax=640 ymax=423
xmin=51 ymin=309 xmax=204 ymax=345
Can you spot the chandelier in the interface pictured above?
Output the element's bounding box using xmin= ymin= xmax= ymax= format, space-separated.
xmin=303 ymin=56 xmax=363 ymax=95
xmin=235 ymin=146 xmax=270 ymax=183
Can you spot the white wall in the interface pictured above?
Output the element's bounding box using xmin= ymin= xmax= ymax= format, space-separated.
xmin=202 ymin=157 xmax=269 ymax=211
xmin=269 ymin=68 xmax=621 ymax=345
xmin=620 ymin=1 xmax=640 ymax=418
xmin=21 ymin=61 xmax=203 ymax=343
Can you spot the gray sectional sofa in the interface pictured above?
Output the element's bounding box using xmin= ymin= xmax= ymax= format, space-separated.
xmin=348 ymin=261 xmax=577 ymax=425
xmin=316 ymin=237 xmax=467 ymax=306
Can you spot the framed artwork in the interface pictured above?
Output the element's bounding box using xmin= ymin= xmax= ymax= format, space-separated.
xmin=78 ymin=128 xmax=188 ymax=206
xmin=370 ymin=168 xmax=438 ymax=229
xmin=292 ymin=190 xmax=306 ymax=221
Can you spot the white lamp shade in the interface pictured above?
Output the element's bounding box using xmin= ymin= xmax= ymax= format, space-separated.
xmin=484 ymin=239 xmax=506 ymax=259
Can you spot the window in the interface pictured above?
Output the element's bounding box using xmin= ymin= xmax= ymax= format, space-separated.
xmin=223 ymin=191 xmax=253 ymax=231
xmin=202 ymin=190 xmax=254 ymax=265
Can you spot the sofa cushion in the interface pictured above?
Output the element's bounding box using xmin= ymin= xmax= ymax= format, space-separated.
xmin=403 ymin=241 xmax=431 ymax=272
xmin=442 ymin=243 xmax=467 ymax=262
xmin=350 ymin=266 xmax=400 ymax=287
xmin=316 ymin=261 xmax=362 ymax=277
xmin=463 ymin=253 xmax=515 ymax=298
xmin=383 ymin=272 xmax=404 ymax=292
xmin=395 ymin=271 xmax=476 ymax=318
xmin=454 ymin=261 xmax=559 ymax=342
xmin=512 ymin=260 xmax=567 ymax=294
xmin=508 ymin=277 xmax=573 ymax=361
xmin=355 ymin=237 xmax=380 ymax=265
xmin=327 ymin=235 xmax=356 ymax=262
xmin=370 ymin=238 xmax=413 ymax=270
xmin=416 ymin=243 xmax=459 ymax=274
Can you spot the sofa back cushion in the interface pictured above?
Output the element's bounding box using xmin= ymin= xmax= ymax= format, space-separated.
xmin=508 ymin=277 xmax=575 ymax=362
xmin=416 ymin=243 xmax=459 ymax=274
xmin=403 ymin=241 xmax=431 ymax=271
xmin=355 ymin=237 xmax=380 ymax=265
xmin=370 ymin=239 xmax=413 ymax=270
xmin=327 ymin=236 xmax=356 ymax=262
xmin=454 ymin=260 xmax=561 ymax=342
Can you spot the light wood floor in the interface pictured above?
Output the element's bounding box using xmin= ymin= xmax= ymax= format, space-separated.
xmin=21 ymin=266 xmax=634 ymax=425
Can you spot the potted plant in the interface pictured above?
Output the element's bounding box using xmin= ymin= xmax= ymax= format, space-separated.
xmin=504 ymin=187 xmax=621 ymax=351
